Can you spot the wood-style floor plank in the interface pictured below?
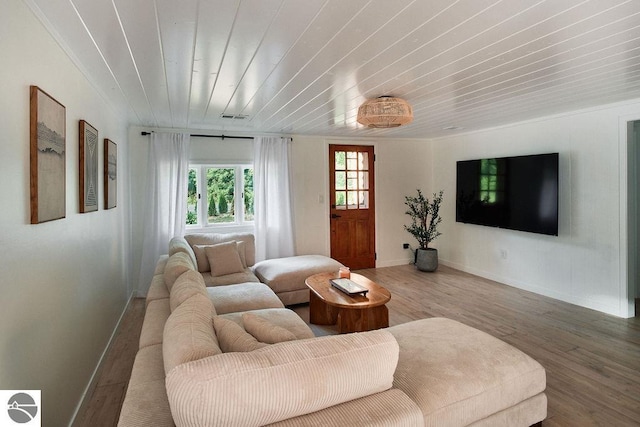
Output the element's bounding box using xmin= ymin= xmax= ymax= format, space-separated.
xmin=80 ymin=265 xmax=640 ymax=426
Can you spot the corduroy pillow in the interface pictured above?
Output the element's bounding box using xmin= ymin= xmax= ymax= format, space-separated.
xmin=166 ymin=329 xmax=399 ymax=426
xmin=242 ymin=312 xmax=297 ymax=344
xmin=163 ymin=252 xmax=196 ymax=292
xmin=212 ymin=316 xmax=268 ymax=352
xmin=204 ymin=242 xmax=244 ymax=277
xmin=193 ymin=241 xmax=247 ymax=273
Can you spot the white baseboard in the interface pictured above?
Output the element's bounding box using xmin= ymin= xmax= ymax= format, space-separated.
xmin=68 ymin=291 xmax=137 ymax=427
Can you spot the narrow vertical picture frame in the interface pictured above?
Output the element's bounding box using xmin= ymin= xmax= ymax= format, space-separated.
xmin=104 ymin=139 xmax=117 ymax=209
xmin=30 ymin=85 xmax=66 ymax=224
xmin=79 ymin=120 xmax=98 ymax=213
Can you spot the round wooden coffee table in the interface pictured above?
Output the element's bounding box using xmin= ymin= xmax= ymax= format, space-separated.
xmin=305 ymin=272 xmax=391 ymax=334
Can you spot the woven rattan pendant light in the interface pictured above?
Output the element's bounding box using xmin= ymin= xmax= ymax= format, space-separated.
xmin=357 ymin=96 xmax=413 ymax=128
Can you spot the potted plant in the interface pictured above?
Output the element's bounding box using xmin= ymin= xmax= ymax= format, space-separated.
xmin=404 ymin=189 xmax=444 ymax=271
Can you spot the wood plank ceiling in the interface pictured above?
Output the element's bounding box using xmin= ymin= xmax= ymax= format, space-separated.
xmin=25 ymin=0 xmax=640 ymax=138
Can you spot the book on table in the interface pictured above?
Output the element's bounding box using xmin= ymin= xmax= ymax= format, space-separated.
xmin=329 ymin=278 xmax=369 ymax=296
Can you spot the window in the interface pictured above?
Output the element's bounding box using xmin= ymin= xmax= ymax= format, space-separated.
xmin=186 ymin=164 xmax=254 ymax=227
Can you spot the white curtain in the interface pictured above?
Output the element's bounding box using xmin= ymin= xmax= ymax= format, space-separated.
xmin=253 ymin=136 xmax=295 ymax=261
xmin=137 ymin=132 xmax=190 ymax=296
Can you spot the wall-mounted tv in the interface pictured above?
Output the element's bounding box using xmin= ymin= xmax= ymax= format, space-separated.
xmin=456 ymin=153 xmax=559 ymax=236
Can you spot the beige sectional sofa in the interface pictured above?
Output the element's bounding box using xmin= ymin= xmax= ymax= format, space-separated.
xmin=118 ymin=235 xmax=547 ymax=426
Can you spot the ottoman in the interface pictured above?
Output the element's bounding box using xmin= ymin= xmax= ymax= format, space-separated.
xmin=252 ymin=255 xmax=344 ymax=305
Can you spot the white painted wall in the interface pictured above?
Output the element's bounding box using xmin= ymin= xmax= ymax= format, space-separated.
xmin=290 ymin=136 xmax=432 ymax=267
xmin=0 ymin=0 xmax=130 ymax=426
xmin=432 ymin=102 xmax=640 ymax=318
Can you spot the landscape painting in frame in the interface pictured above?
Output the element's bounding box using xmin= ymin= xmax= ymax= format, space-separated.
xmin=104 ymin=139 xmax=117 ymax=209
xmin=79 ymin=120 xmax=98 ymax=213
xmin=30 ymin=86 xmax=66 ymax=224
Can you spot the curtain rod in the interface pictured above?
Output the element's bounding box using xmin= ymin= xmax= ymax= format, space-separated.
xmin=140 ymin=131 xmax=254 ymax=140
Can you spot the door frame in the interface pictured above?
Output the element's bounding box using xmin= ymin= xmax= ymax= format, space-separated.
xmin=324 ymin=140 xmax=378 ymax=267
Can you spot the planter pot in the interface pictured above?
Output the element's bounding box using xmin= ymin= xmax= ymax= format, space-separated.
xmin=415 ymin=248 xmax=438 ymax=272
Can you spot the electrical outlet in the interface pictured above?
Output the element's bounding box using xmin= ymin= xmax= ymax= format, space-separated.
xmin=403 ymin=243 xmax=410 ymax=249
xmin=500 ymin=249 xmax=508 ymax=259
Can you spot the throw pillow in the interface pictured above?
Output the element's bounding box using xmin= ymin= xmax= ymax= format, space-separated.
xmin=236 ymin=240 xmax=247 ymax=269
xmin=212 ymin=317 xmax=268 ymax=352
xmin=192 ymin=244 xmax=214 ymax=273
xmin=242 ymin=313 xmax=297 ymax=344
xmin=204 ymin=242 xmax=244 ymax=277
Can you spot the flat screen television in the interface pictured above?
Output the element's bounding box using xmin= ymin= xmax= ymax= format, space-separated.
xmin=456 ymin=153 xmax=559 ymax=236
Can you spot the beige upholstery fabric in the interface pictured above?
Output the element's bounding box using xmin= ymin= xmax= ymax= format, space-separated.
xmin=185 ymin=232 xmax=256 ymax=266
xmin=153 ymin=254 xmax=169 ymax=275
xmin=204 ymin=241 xmax=245 ymax=277
xmin=242 ymin=312 xmax=297 ymax=344
xmin=269 ymin=389 xmax=424 ymax=427
xmin=468 ymin=393 xmax=547 ymax=427
xmin=275 ymin=288 xmax=311 ymax=306
xmin=168 ymin=236 xmax=197 ymax=267
xmin=206 ymin=282 xmax=284 ymax=315
xmin=146 ymin=274 xmax=169 ymax=307
xmin=388 ymin=318 xmax=547 ymax=427
xmin=169 ymin=270 xmax=208 ymax=312
xmin=139 ymin=298 xmax=171 ymax=349
xmin=118 ymin=345 xmax=173 ymax=427
xmin=163 ymin=252 xmax=196 ymax=292
xmin=212 ymin=316 xmax=269 ymax=352
xmin=163 ymin=294 xmax=221 ymax=374
xmin=201 ymin=269 xmax=260 ymax=286
xmin=193 ymin=240 xmax=247 ymax=273
xmin=166 ymin=329 xmax=399 ymax=426
xmin=253 ymin=255 xmax=344 ymax=294
xmin=220 ymin=308 xmax=315 ymax=340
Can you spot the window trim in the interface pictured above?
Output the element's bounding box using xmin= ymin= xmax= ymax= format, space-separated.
xmin=186 ymin=162 xmax=254 ymax=230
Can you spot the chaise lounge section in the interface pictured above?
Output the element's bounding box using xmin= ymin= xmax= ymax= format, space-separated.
xmin=118 ymin=235 xmax=547 ymax=426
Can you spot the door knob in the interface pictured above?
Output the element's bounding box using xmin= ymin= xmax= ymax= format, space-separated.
xmin=331 ymin=214 xmax=342 ymax=219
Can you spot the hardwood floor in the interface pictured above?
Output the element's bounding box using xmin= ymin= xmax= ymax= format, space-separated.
xmin=78 ymin=264 xmax=640 ymax=426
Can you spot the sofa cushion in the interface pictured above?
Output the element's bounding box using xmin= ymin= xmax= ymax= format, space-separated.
xmin=387 ymin=318 xmax=547 ymax=426
xmin=268 ymin=388 xmax=424 ymax=427
xmin=252 ymin=255 xmax=343 ymax=294
xmin=242 ymin=312 xmax=297 ymax=344
xmin=139 ymin=298 xmax=171 ymax=349
xmin=166 ymin=329 xmax=399 ymax=426
xmin=220 ymin=308 xmax=315 ymax=340
xmin=169 ymin=270 xmax=208 ymax=312
xmin=212 ymin=316 xmax=268 ymax=352
xmin=201 ymin=269 xmax=260 ymax=287
xmin=163 ymin=252 xmax=196 ymax=292
xmin=204 ymin=241 xmax=245 ymax=277
xmin=146 ymin=274 xmax=169 ymax=308
xmin=163 ymin=294 xmax=221 ymax=374
xmin=168 ymin=236 xmax=197 ymax=267
xmin=153 ymin=254 xmax=169 ymax=275
xmin=185 ymin=232 xmax=256 ymax=266
xmin=206 ymin=282 xmax=284 ymax=315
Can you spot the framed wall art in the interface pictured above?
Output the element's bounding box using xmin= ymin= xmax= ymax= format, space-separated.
xmin=30 ymin=85 xmax=66 ymax=224
xmin=104 ymin=139 xmax=117 ymax=209
xmin=79 ymin=120 xmax=98 ymax=213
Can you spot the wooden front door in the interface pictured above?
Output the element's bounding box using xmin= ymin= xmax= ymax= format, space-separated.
xmin=329 ymin=145 xmax=376 ymax=270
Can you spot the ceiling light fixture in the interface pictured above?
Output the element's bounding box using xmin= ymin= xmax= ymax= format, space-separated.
xmin=357 ymin=96 xmax=413 ymax=128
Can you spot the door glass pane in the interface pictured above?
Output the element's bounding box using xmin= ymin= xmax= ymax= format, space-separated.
xmin=359 ymin=191 xmax=369 ymax=208
xmin=358 ymin=171 xmax=368 ymax=189
xmin=358 ymin=152 xmax=368 ymax=170
xmin=346 ymin=151 xmax=357 ymax=170
xmin=335 ymin=191 xmax=346 ymax=209
xmin=207 ymin=167 xmax=235 ymax=223
xmin=347 ymin=171 xmax=358 ymax=189
xmin=186 ymin=168 xmax=198 ymax=225
xmin=243 ymin=167 xmax=254 ymax=221
xmin=335 ymin=171 xmax=346 ymax=190
xmin=347 ymin=191 xmax=358 ymax=209
xmin=335 ymin=151 xmax=346 ymax=170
